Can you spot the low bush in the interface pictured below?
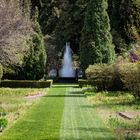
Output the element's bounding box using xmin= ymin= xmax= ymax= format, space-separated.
xmin=0 ymin=80 xmax=53 ymax=88
xmin=85 ymin=62 xmax=140 ymax=98
xmin=85 ymin=64 xmax=115 ymax=91
xmin=0 ymin=64 xmax=3 ymax=82
xmin=118 ymin=62 xmax=140 ymax=98
xmin=78 ymin=79 xmax=94 ymax=88
xmin=0 ymin=118 xmax=8 ymax=132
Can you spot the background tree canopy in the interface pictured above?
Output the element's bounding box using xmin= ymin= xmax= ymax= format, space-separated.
xmin=0 ymin=0 xmax=47 ymax=80
xmin=0 ymin=0 xmax=140 ymax=79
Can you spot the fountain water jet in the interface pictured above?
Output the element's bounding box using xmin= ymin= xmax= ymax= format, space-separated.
xmin=59 ymin=42 xmax=75 ymax=78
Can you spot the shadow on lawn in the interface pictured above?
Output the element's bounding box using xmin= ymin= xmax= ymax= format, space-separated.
xmin=44 ymin=94 xmax=85 ymax=98
xmin=80 ymin=100 xmax=140 ymax=109
xmin=69 ymin=91 xmax=83 ymax=94
xmin=52 ymin=85 xmax=79 ymax=88
xmin=59 ymin=137 xmax=115 ymax=140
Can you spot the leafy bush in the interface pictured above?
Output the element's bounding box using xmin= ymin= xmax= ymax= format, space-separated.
xmin=118 ymin=62 xmax=140 ymax=98
xmin=85 ymin=62 xmax=140 ymax=97
xmin=86 ymin=64 xmax=115 ymax=91
xmin=0 ymin=64 xmax=3 ymax=82
xmin=78 ymin=79 xmax=94 ymax=88
xmin=0 ymin=118 xmax=8 ymax=132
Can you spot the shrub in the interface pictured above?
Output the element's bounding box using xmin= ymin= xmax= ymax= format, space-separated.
xmin=85 ymin=64 xmax=115 ymax=91
xmin=0 ymin=118 xmax=8 ymax=132
xmin=0 ymin=80 xmax=53 ymax=88
xmin=85 ymin=62 xmax=140 ymax=97
xmin=78 ymin=79 xmax=94 ymax=88
xmin=0 ymin=64 xmax=3 ymax=82
xmin=118 ymin=62 xmax=140 ymax=98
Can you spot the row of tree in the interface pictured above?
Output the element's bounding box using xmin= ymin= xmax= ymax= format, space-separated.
xmin=32 ymin=0 xmax=140 ymax=71
xmin=0 ymin=0 xmax=47 ymax=80
xmin=0 ymin=0 xmax=140 ymax=79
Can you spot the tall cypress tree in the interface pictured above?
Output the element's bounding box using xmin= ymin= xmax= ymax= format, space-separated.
xmin=22 ymin=7 xmax=47 ymax=80
xmin=80 ymin=0 xmax=115 ymax=71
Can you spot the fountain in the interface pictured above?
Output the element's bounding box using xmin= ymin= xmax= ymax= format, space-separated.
xmin=59 ymin=42 xmax=75 ymax=78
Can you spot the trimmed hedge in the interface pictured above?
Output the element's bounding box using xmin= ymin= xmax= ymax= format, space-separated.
xmin=0 ymin=64 xmax=3 ymax=82
xmin=78 ymin=79 xmax=94 ymax=88
xmin=0 ymin=80 xmax=53 ymax=88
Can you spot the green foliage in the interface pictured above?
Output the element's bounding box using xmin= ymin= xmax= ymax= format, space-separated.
xmin=22 ymin=7 xmax=47 ymax=80
xmin=86 ymin=64 xmax=115 ymax=91
xmin=108 ymin=116 xmax=140 ymax=140
xmin=55 ymin=0 xmax=87 ymax=51
xmin=32 ymin=7 xmax=42 ymax=35
xmin=0 ymin=87 xmax=45 ymax=135
xmin=88 ymin=90 xmax=140 ymax=139
xmin=0 ymin=107 xmax=6 ymax=117
xmin=108 ymin=0 xmax=140 ymax=53
xmin=22 ymin=33 xmax=46 ymax=80
xmin=0 ymin=118 xmax=8 ymax=132
xmin=31 ymin=0 xmax=140 ymax=56
xmin=78 ymin=79 xmax=94 ymax=88
xmin=0 ymin=80 xmax=53 ymax=88
xmin=85 ymin=62 xmax=125 ymax=91
xmin=118 ymin=62 xmax=140 ymax=98
xmin=0 ymin=87 xmax=65 ymax=139
xmin=36 ymin=0 xmax=60 ymax=35
xmin=0 ymin=64 xmax=3 ymax=82
xmin=85 ymin=61 xmax=140 ymax=96
xmin=80 ymin=0 xmax=115 ymax=70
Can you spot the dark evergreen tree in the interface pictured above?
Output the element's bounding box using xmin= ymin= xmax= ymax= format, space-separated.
xmin=22 ymin=7 xmax=47 ymax=80
xmin=0 ymin=63 xmax=3 ymax=81
xmin=55 ymin=0 xmax=88 ymax=52
xmin=80 ymin=0 xmax=115 ymax=71
xmin=108 ymin=0 xmax=140 ymax=53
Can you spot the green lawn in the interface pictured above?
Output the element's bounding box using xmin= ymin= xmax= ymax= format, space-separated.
xmin=85 ymin=90 xmax=140 ymax=139
xmin=1 ymin=85 xmax=118 ymax=140
xmin=60 ymin=88 xmax=117 ymax=140
xmin=0 ymin=88 xmax=46 ymax=130
xmin=0 ymin=87 xmax=65 ymax=140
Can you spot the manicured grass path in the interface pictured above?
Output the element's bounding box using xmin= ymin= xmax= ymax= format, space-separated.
xmin=60 ymin=88 xmax=117 ymax=140
xmin=1 ymin=85 xmax=117 ymax=140
xmin=1 ymin=87 xmax=65 ymax=140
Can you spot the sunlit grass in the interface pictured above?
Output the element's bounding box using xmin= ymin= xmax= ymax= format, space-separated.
xmin=87 ymin=91 xmax=139 ymax=111
xmin=1 ymin=87 xmax=65 ymax=140
xmin=85 ymin=90 xmax=140 ymax=139
xmin=0 ymin=88 xmax=46 ymax=131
